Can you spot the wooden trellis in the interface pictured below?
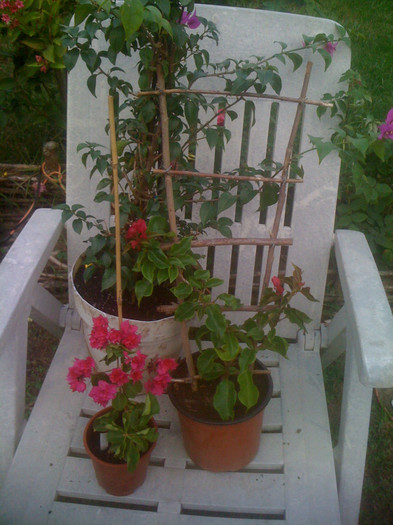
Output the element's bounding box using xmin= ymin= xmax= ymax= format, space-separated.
xmin=146 ymin=62 xmax=314 ymax=376
xmin=131 ymin=61 xmax=328 ymax=378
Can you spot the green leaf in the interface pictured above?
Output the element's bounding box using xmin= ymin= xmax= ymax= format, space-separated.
xmin=112 ymin=393 xmax=127 ymax=411
xmin=109 ymin=25 xmax=126 ymax=53
xmin=200 ymin=201 xmax=216 ymax=226
xmin=308 ymin=135 xmax=336 ymax=163
xmin=101 ymin=267 xmax=117 ymax=291
xmin=287 ymin=52 xmax=303 ymax=72
xmin=174 ymin=301 xmax=198 ymax=321
xmin=217 ymin=293 xmax=242 ymax=310
xmin=348 ymin=137 xmax=370 ymax=157
xmin=147 ymin=215 xmax=169 ymax=234
xmin=317 ymin=48 xmax=332 ymax=71
xmin=87 ymin=75 xmax=97 ymax=97
xmin=74 ymin=4 xmax=93 ymax=26
xmin=238 ymin=370 xmax=259 ymax=410
xmin=172 ymin=282 xmax=193 ymax=299
xmin=205 ymin=305 xmax=227 ymax=339
xmin=135 ymin=279 xmax=153 ymax=303
xmin=72 ymin=218 xmax=83 ymax=234
xmin=81 ymin=48 xmax=97 ymax=72
xmin=185 ymin=100 xmax=198 ymax=126
xmin=141 ymin=259 xmax=155 ymax=282
xmin=215 ymin=333 xmax=240 ymax=362
xmin=217 ymin=192 xmax=237 ymax=214
xmin=120 ymin=0 xmax=144 ymax=40
xmin=238 ymin=347 xmax=256 ymax=372
xmin=147 ymin=248 xmax=168 ymax=269
xmin=259 ymin=183 xmax=279 ymax=212
xmin=213 ymin=379 xmax=236 ymax=420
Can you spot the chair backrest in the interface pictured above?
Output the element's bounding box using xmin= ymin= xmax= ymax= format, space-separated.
xmin=66 ymin=4 xmax=351 ymax=339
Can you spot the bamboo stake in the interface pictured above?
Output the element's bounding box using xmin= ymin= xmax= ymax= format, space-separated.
xmin=137 ymin=87 xmax=333 ymax=108
xmin=152 ymin=168 xmax=303 ymax=184
xmin=156 ymin=64 xmax=196 ymax=380
xmin=261 ymin=62 xmax=313 ymax=294
xmin=108 ymin=96 xmax=123 ymax=327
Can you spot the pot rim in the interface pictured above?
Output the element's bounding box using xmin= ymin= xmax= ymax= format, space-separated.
xmin=168 ymin=356 xmax=273 ymax=426
xmin=83 ymin=406 xmax=157 ymax=468
xmin=71 ymin=251 xmax=176 ymax=323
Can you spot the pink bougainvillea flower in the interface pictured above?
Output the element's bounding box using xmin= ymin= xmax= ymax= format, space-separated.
xmin=1 ymin=13 xmax=11 ymax=23
xmin=120 ymin=320 xmax=141 ymax=350
xmin=67 ymin=357 xmax=95 ymax=393
xmin=125 ymin=218 xmax=147 ymax=250
xmin=107 ymin=328 xmax=122 ymax=345
xmin=156 ymin=358 xmax=178 ymax=376
xmin=89 ymin=315 xmax=109 ymax=349
xmin=144 ymin=372 xmax=172 ymax=396
xmin=127 ymin=350 xmax=147 ymax=381
xmin=89 ymin=380 xmax=118 ymax=407
xmin=109 ymin=367 xmax=129 ymax=386
xmin=272 ymin=276 xmax=284 ymax=295
xmin=324 ymin=42 xmax=338 ymax=56
xmin=217 ymin=108 xmax=226 ymax=127
xmin=378 ymin=108 xmax=393 ymax=140
xmin=179 ymin=9 xmax=201 ymax=29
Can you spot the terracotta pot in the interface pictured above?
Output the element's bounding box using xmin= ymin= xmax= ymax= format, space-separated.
xmin=71 ymin=252 xmax=182 ymax=371
xmin=168 ymin=356 xmax=273 ymax=472
xmin=83 ymin=407 xmax=157 ymax=496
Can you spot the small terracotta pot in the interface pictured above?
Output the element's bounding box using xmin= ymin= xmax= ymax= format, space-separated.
xmin=168 ymin=357 xmax=273 ymax=472
xmin=83 ymin=407 xmax=157 ymax=496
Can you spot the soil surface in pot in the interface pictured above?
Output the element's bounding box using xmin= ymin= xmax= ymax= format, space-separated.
xmin=170 ymin=356 xmax=271 ymax=423
xmin=88 ymin=429 xmax=125 ymax=464
xmin=74 ymin=265 xmax=176 ymax=321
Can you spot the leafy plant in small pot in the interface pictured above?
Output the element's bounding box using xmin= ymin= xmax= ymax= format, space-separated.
xmin=168 ymin=266 xmax=316 ymax=472
xmin=67 ymin=316 xmax=177 ymax=495
xmin=69 ymin=215 xmax=200 ymax=369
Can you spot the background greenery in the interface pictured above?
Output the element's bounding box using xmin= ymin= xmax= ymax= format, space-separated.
xmin=1 ymin=0 xmax=393 ymax=523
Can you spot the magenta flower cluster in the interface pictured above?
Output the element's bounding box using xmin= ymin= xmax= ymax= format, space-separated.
xmin=67 ymin=316 xmax=177 ymax=406
xmin=378 ymin=109 xmax=393 ymax=141
xmin=179 ymin=9 xmax=200 ymax=29
xmin=0 ymin=0 xmax=23 ymax=26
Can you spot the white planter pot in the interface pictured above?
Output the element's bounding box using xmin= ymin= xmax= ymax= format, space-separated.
xmin=71 ymin=253 xmax=182 ymax=371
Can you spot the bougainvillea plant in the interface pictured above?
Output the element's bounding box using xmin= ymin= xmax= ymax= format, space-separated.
xmin=59 ymin=0 xmax=347 ymax=300
xmin=172 ymin=266 xmax=316 ymax=421
xmin=67 ymin=316 xmax=177 ymax=471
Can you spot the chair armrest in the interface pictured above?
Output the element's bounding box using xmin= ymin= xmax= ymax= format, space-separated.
xmin=0 ymin=208 xmax=63 ymax=486
xmin=0 ymin=208 xmax=63 ymax=349
xmin=334 ymin=229 xmax=393 ymax=388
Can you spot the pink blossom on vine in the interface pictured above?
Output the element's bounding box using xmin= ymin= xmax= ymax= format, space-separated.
xmin=378 ymin=108 xmax=393 ymax=140
xmin=217 ymin=108 xmax=226 ymax=127
xmin=120 ymin=320 xmax=141 ymax=350
xmin=272 ymin=276 xmax=284 ymax=295
xmin=109 ymin=368 xmax=129 ymax=386
xmin=67 ymin=357 xmax=95 ymax=393
xmin=89 ymin=380 xmax=118 ymax=407
xmin=89 ymin=315 xmax=109 ymax=349
xmin=179 ymin=9 xmax=201 ymax=29
xmin=324 ymin=42 xmax=337 ymax=56
xmin=125 ymin=218 xmax=147 ymax=250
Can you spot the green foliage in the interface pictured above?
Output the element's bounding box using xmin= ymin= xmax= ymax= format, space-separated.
xmin=311 ymin=69 xmax=393 ymax=266
xmin=189 ymin=265 xmax=316 ymax=421
xmin=94 ymin=394 xmax=159 ymax=472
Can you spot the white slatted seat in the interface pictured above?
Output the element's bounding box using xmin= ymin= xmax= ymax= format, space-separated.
xmin=1 ymin=5 xmax=393 ymax=525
